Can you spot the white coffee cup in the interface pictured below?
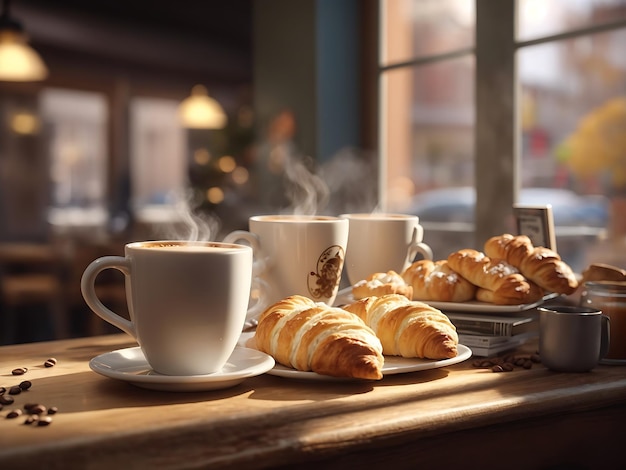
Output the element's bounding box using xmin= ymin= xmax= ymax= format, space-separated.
xmin=339 ymin=213 xmax=433 ymax=285
xmin=223 ymin=215 xmax=349 ymax=308
xmin=80 ymin=241 xmax=253 ymax=376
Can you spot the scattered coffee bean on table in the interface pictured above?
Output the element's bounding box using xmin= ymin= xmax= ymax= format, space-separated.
xmin=472 ymin=353 xmax=542 ymax=372
xmin=11 ymin=367 xmax=28 ymax=376
xmin=37 ymin=416 xmax=53 ymax=426
xmin=0 ymin=395 xmax=15 ymax=405
xmin=44 ymin=358 xmax=57 ymax=368
xmin=6 ymin=409 xmax=22 ymax=419
xmin=19 ymin=380 xmax=32 ymax=391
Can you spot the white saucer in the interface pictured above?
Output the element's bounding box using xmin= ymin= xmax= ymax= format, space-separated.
xmin=89 ymin=346 xmax=275 ymax=392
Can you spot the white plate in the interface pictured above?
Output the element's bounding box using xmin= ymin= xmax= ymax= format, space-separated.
xmin=89 ymin=346 xmax=275 ymax=392
xmin=335 ymin=287 xmax=559 ymax=313
xmin=237 ymin=332 xmax=471 ymax=381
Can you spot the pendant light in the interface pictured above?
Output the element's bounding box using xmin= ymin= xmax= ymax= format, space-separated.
xmin=178 ymin=84 xmax=227 ymax=129
xmin=0 ymin=0 xmax=48 ymax=81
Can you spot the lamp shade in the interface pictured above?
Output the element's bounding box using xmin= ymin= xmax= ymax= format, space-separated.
xmin=178 ymin=85 xmax=227 ymax=129
xmin=0 ymin=29 xmax=48 ymax=81
xmin=0 ymin=0 xmax=48 ymax=82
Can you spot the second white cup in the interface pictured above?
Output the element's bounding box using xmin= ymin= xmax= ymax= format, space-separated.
xmin=340 ymin=213 xmax=433 ymax=285
xmin=223 ymin=215 xmax=349 ymax=307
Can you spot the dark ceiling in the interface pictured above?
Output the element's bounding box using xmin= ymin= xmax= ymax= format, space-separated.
xmin=11 ymin=0 xmax=254 ymax=88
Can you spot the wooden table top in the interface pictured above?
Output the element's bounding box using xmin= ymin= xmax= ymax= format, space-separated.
xmin=1 ymin=333 xmax=625 ymax=469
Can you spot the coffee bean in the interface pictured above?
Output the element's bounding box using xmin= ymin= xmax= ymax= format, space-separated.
xmin=502 ymin=363 xmax=515 ymax=372
xmin=0 ymin=386 xmax=6 ymax=395
xmin=530 ymin=354 xmax=541 ymax=363
xmin=523 ymin=360 xmax=533 ymax=369
xmin=37 ymin=416 xmax=52 ymax=426
xmin=6 ymin=409 xmax=22 ymax=419
xmin=0 ymin=395 xmax=15 ymax=405
xmin=47 ymin=406 xmax=58 ymax=415
xmin=24 ymin=415 xmax=39 ymax=425
xmin=23 ymin=403 xmax=37 ymax=411
xmin=492 ymin=365 xmax=504 ymax=372
xmin=11 ymin=367 xmax=27 ymax=376
xmin=44 ymin=358 xmax=57 ymax=368
xmin=29 ymin=404 xmax=46 ymax=415
xmin=19 ymin=380 xmax=32 ymax=391
xmin=9 ymin=385 xmax=22 ymax=395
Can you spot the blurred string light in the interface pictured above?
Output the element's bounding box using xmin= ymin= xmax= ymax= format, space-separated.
xmin=178 ymin=84 xmax=227 ymax=129
xmin=193 ymin=148 xmax=211 ymax=165
xmin=231 ymin=166 xmax=249 ymax=185
xmin=0 ymin=0 xmax=48 ymax=81
xmin=10 ymin=110 xmax=40 ymax=134
xmin=206 ymin=187 xmax=224 ymax=204
xmin=217 ymin=155 xmax=236 ymax=173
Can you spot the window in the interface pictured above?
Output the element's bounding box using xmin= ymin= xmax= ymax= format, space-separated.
xmin=380 ymin=0 xmax=626 ymax=272
xmin=42 ymin=88 xmax=108 ymax=230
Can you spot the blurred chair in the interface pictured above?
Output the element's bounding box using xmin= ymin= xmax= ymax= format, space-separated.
xmin=0 ymin=242 xmax=69 ymax=343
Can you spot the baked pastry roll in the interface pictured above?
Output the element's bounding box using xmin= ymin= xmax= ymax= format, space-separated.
xmin=352 ymin=270 xmax=413 ymax=300
xmin=343 ymin=294 xmax=458 ymax=359
xmin=484 ymin=234 xmax=578 ymax=295
xmin=254 ymin=295 xmax=384 ymax=380
xmin=402 ymin=259 xmax=476 ymax=302
xmin=447 ymin=248 xmax=544 ymax=305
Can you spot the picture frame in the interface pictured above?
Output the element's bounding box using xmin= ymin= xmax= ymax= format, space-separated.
xmin=513 ymin=204 xmax=557 ymax=250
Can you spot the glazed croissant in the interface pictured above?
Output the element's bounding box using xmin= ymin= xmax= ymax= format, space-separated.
xmin=447 ymin=248 xmax=544 ymax=305
xmin=343 ymin=294 xmax=458 ymax=359
xmin=352 ymin=270 xmax=413 ymax=300
xmin=484 ymin=234 xmax=579 ymax=295
xmin=254 ymin=295 xmax=384 ymax=380
xmin=402 ymin=259 xmax=476 ymax=302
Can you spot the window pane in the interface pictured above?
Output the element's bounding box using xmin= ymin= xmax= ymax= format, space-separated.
xmin=381 ymin=0 xmax=474 ymax=66
xmin=130 ymin=97 xmax=188 ymax=237
xmin=382 ymin=56 xmax=475 ymax=259
xmin=42 ymin=88 xmax=108 ymax=229
xmin=518 ymin=27 xmax=626 ymax=271
xmin=517 ymin=0 xmax=626 ymax=42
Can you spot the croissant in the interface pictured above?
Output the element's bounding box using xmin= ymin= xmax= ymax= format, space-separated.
xmin=343 ymin=294 xmax=458 ymax=359
xmin=447 ymin=248 xmax=544 ymax=305
xmin=254 ymin=295 xmax=384 ymax=380
xmin=402 ymin=259 xmax=476 ymax=302
xmin=484 ymin=234 xmax=578 ymax=295
xmin=352 ymin=270 xmax=413 ymax=300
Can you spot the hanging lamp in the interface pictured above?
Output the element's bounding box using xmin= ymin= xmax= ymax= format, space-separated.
xmin=178 ymin=84 xmax=227 ymax=129
xmin=0 ymin=0 xmax=48 ymax=82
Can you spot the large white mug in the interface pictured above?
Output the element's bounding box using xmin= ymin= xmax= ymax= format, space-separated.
xmin=223 ymin=215 xmax=349 ymax=308
xmin=81 ymin=241 xmax=253 ymax=376
xmin=340 ymin=213 xmax=433 ymax=285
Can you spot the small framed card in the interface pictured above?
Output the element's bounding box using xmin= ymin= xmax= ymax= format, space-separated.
xmin=513 ymin=204 xmax=557 ymax=250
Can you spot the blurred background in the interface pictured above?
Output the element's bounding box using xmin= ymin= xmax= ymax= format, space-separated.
xmin=1 ymin=0 xmax=625 ymax=344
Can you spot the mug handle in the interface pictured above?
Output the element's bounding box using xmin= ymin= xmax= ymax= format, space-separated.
xmin=600 ymin=314 xmax=611 ymax=359
xmin=80 ymin=256 xmax=136 ymax=339
xmin=407 ymin=225 xmax=433 ymax=262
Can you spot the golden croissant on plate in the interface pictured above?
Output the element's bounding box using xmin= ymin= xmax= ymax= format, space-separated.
xmin=447 ymin=248 xmax=544 ymax=305
xmin=484 ymin=234 xmax=578 ymax=295
xmin=402 ymin=259 xmax=476 ymax=302
xmin=343 ymin=294 xmax=458 ymax=360
xmin=254 ymin=295 xmax=384 ymax=380
xmin=352 ymin=270 xmax=413 ymax=300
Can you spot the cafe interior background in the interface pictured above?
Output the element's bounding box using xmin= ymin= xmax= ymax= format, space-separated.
xmin=0 ymin=0 xmax=625 ymax=345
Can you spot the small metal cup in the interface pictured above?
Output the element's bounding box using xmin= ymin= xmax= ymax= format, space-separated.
xmin=538 ymin=306 xmax=610 ymax=372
